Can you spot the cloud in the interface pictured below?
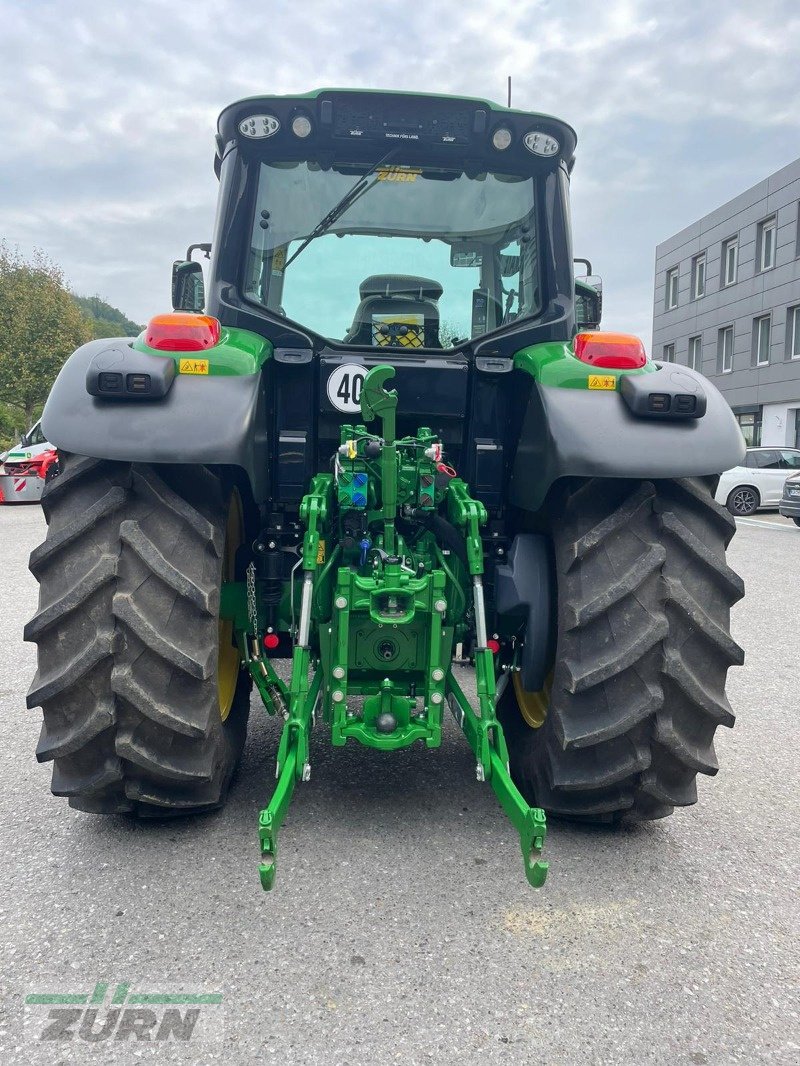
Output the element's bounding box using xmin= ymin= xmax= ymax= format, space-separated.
xmin=1 ymin=0 xmax=798 ymax=348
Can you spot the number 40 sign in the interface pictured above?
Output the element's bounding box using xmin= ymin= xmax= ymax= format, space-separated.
xmin=327 ymin=364 xmax=367 ymax=413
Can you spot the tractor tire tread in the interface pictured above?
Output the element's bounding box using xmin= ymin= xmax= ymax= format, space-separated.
xmin=26 ymin=453 xmax=249 ymax=816
xmin=500 ymin=475 xmax=742 ymax=822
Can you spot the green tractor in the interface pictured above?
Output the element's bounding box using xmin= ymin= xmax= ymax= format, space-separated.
xmin=26 ymin=90 xmax=745 ymax=889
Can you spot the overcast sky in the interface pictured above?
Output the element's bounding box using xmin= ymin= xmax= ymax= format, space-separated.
xmin=1 ymin=0 xmax=799 ymax=350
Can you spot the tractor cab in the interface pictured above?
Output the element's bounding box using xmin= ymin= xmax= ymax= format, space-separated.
xmin=203 ymin=90 xmax=578 ymax=359
xmin=172 ymin=91 xmax=581 ymax=507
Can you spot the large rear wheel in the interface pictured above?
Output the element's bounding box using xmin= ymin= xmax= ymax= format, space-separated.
xmin=25 ymin=454 xmax=250 ymax=816
xmin=498 ymin=477 xmax=744 ymax=821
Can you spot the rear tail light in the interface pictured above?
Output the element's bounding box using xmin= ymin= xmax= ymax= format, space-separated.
xmin=574 ymin=332 xmax=647 ymax=370
xmin=145 ymin=313 xmax=221 ymax=352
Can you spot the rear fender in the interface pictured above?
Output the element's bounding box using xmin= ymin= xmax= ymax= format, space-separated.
xmin=41 ymin=337 xmax=270 ymax=501
xmin=510 ymin=361 xmax=746 ymax=512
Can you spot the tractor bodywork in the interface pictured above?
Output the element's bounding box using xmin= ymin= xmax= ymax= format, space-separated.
xmin=30 ymin=91 xmax=746 ymax=889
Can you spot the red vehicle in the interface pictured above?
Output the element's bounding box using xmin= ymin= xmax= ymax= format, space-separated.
xmin=0 ymin=445 xmax=59 ymax=503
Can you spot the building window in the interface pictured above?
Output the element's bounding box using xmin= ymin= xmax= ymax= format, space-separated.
xmin=718 ymin=325 xmax=734 ymax=373
xmin=787 ymin=305 xmax=800 ymax=360
xmin=663 ymin=342 xmax=675 ymax=362
xmin=665 ymin=267 xmax=679 ymax=310
xmin=691 ymin=253 xmax=706 ymax=299
xmin=753 ymin=314 xmax=771 ymax=366
xmin=734 ymin=408 xmax=762 ymax=446
xmin=721 ymin=237 xmax=738 ymax=286
xmin=757 ymin=216 xmax=776 ymax=272
xmin=687 ymin=335 xmax=702 ymax=370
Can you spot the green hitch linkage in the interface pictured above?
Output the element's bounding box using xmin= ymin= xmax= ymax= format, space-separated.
xmin=445 ymin=473 xmax=548 ymax=887
xmin=447 ymin=670 xmax=549 ymax=888
xmin=257 ymin=478 xmax=331 ymax=890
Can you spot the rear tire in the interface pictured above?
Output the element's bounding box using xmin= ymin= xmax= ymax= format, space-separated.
xmin=498 ymin=477 xmax=744 ymax=822
xmin=25 ymin=454 xmax=250 ymax=816
xmin=792 ymin=517 xmax=800 ymax=528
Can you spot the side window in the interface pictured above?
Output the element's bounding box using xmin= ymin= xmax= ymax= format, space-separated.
xmin=745 ymin=451 xmax=758 ymax=468
xmin=27 ymin=423 xmax=46 ymax=446
xmin=752 ymin=449 xmax=782 ymax=469
xmin=779 ymin=450 xmax=800 ymax=469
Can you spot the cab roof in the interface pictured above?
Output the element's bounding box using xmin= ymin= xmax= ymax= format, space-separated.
xmin=216 ymin=88 xmax=577 ymax=175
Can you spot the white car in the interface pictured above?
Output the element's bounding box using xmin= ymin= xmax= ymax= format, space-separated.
xmin=715 ymin=447 xmax=800 ymax=516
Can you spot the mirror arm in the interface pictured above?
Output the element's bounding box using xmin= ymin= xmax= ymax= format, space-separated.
xmin=186 ymin=242 xmax=212 ymax=261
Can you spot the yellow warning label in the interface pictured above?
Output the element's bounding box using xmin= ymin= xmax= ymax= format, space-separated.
xmin=179 ymin=358 xmax=209 ymax=375
xmin=316 ymin=539 xmax=326 ymax=564
xmin=272 ymin=245 xmax=287 ymax=273
xmin=588 ymin=375 xmax=617 ymax=391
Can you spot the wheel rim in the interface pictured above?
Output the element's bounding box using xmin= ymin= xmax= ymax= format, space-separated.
xmin=512 ymin=671 xmax=551 ymax=729
xmin=733 ymin=488 xmax=757 ymax=515
xmin=218 ymin=490 xmax=243 ymax=721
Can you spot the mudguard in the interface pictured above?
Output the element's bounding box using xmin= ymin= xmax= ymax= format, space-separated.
xmin=510 ymin=362 xmax=746 ymax=512
xmin=40 ymin=338 xmax=269 ymax=501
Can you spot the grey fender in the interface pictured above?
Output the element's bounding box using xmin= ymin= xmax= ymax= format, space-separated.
xmin=510 ymin=362 xmax=746 ymax=513
xmin=41 ymin=339 xmax=269 ymax=501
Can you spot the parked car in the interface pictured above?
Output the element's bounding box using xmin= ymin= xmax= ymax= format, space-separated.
xmin=0 ymin=421 xmax=57 ymax=503
xmin=715 ymin=446 xmax=800 ymax=516
xmin=779 ymin=471 xmax=800 ymax=527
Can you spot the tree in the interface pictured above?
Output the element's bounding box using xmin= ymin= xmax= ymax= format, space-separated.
xmin=0 ymin=242 xmax=92 ymax=425
xmin=72 ymin=294 xmax=143 ymax=339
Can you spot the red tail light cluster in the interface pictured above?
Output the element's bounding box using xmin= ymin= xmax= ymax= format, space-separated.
xmin=145 ymin=313 xmax=221 ymax=352
xmin=574 ymin=332 xmax=648 ymax=370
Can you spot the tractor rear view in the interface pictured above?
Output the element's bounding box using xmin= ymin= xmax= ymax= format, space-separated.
xmin=26 ymin=90 xmax=745 ymax=889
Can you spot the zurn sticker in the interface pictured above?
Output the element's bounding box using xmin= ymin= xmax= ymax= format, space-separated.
xmin=588 ymin=375 xmax=616 ymax=391
xmin=327 ymin=364 xmax=367 ymax=413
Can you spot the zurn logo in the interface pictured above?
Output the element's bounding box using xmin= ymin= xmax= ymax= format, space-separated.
xmin=24 ymin=981 xmax=224 ymax=1043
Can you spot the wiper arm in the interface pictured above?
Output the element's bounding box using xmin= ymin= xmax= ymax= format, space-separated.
xmin=283 ymin=149 xmax=398 ymax=270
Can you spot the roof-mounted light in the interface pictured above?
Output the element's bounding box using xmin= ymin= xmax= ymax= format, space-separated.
xmin=291 ymin=114 xmax=312 ymax=138
xmin=492 ymin=127 xmax=513 ymax=151
xmin=524 ymin=131 xmax=559 ymax=157
xmin=239 ymin=114 xmax=280 ymax=139
xmin=574 ymin=332 xmax=648 ymax=370
xmin=145 ymin=313 xmax=221 ymax=352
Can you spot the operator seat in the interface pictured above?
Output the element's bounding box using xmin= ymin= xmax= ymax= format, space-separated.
xmin=344 ymin=275 xmax=443 ymax=349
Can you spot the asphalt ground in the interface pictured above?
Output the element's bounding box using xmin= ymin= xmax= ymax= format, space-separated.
xmin=0 ymin=503 xmax=797 ymax=1065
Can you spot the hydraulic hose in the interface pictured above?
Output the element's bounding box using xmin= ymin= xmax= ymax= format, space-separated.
xmin=410 ymin=510 xmax=469 ymax=569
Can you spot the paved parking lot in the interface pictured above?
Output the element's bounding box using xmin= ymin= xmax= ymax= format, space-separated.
xmin=0 ymin=504 xmax=797 ymax=1064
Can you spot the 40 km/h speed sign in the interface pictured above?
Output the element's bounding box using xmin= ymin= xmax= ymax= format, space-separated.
xmin=327 ymin=364 xmax=367 ymax=413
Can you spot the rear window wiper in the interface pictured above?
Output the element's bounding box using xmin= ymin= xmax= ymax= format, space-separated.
xmin=283 ymin=148 xmax=398 ymax=270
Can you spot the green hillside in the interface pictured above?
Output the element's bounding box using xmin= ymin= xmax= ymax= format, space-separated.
xmin=72 ymin=294 xmax=143 ymax=339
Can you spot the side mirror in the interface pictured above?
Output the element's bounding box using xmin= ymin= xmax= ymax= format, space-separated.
xmin=171 ymin=260 xmax=205 ymax=312
xmin=499 ymin=253 xmax=520 ymax=277
xmin=575 ymin=276 xmax=603 ymax=330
